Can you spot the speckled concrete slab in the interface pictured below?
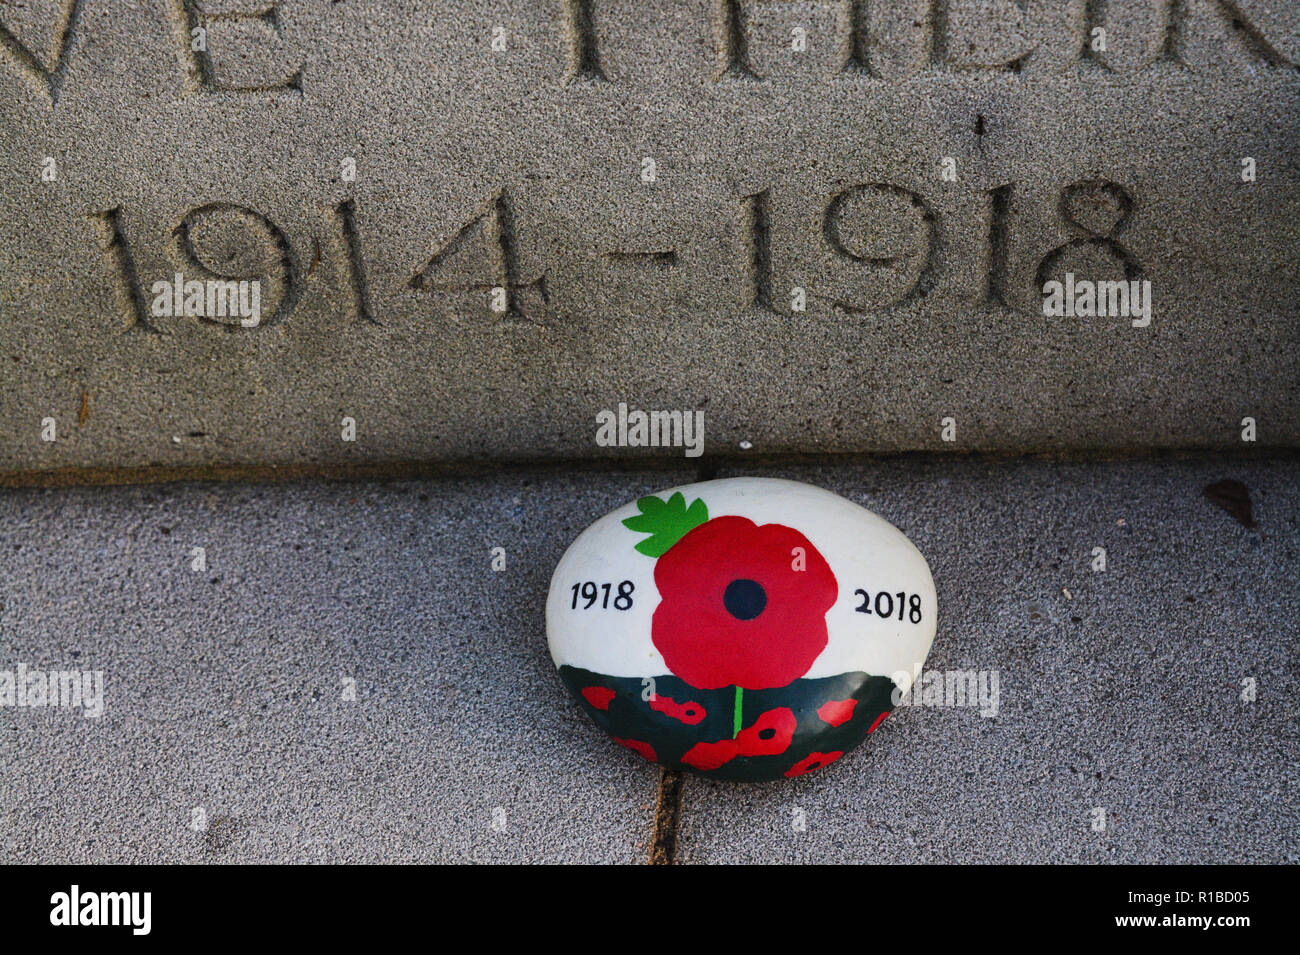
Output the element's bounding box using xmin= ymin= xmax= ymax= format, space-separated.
xmin=1 ymin=457 xmax=1295 ymax=863
xmin=2 ymin=1 xmax=1299 ymax=474
xmin=675 ymin=457 xmax=1299 ymax=863
xmin=0 ymin=469 xmax=694 ymax=863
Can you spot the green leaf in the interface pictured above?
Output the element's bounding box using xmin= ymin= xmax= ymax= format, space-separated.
xmin=621 ymin=492 xmax=708 ymax=557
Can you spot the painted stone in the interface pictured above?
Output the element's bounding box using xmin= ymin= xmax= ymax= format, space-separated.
xmin=546 ymin=477 xmax=937 ymax=781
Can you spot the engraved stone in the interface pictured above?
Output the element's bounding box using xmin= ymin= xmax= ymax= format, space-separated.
xmin=0 ymin=0 xmax=1298 ymax=476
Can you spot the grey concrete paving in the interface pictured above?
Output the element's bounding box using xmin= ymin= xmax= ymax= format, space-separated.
xmin=0 ymin=457 xmax=1295 ymax=863
xmin=2 ymin=1 xmax=1299 ymax=474
xmin=678 ymin=457 xmax=1300 ymax=863
xmin=0 ymin=468 xmax=695 ymax=863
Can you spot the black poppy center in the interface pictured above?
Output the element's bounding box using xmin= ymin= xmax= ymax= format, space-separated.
xmin=723 ymin=578 xmax=767 ymax=620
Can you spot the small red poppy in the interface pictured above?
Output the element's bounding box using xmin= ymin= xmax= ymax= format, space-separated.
xmin=680 ymin=707 xmax=796 ymax=770
xmin=784 ymin=750 xmax=844 ymax=778
xmin=649 ymin=694 xmax=706 ymax=725
xmin=651 ymin=516 xmax=838 ymax=689
xmin=681 ymin=738 xmax=739 ymax=771
xmin=817 ymin=698 xmax=857 ymax=727
xmin=734 ymin=707 xmax=796 ymax=756
xmin=581 ymin=686 xmax=616 ymax=710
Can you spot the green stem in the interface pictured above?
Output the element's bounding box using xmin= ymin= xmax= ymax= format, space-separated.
xmin=732 ymin=686 xmax=743 ymax=738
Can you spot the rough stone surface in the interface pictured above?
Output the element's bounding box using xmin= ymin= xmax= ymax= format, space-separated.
xmin=0 ymin=468 xmax=692 ymax=863
xmin=2 ymin=456 xmax=1296 ymax=863
xmin=2 ymin=1 xmax=1299 ymax=474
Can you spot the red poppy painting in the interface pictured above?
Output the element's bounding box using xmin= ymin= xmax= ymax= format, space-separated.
xmin=650 ymin=515 xmax=838 ymax=690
